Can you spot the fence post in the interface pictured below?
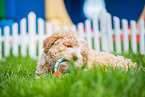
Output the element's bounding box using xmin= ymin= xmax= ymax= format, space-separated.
xmin=122 ymin=19 xmax=129 ymax=53
xmin=38 ymin=18 xmax=44 ymax=58
xmin=130 ymin=20 xmax=137 ymax=53
xmin=100 ymin=9 xmax=108 ymax=51
xmin=62 ymin=26 xmax=69 ymax=32
xmin=4 ymin=26 xmax=10 ymax=57
xmin=78 ymin=23 xmax=85 ymax=38
xmin=139 ymin=20 xmax=144 ymax=54
xmin=0 ymin=28 xmax=2 ymax=59
xmin=28 ymin=12 xmax=37 ymax=58
xmin=20 ymin=18 xmax=27 ymax=57
xmin=93 ymin=16 xmax=100 ymax=51
xmin=70 ymin=25 xmax=77 ymax=32
xmin=113 ymin=16 xmax=121 ymax=54
xmin=46 ymin=22 xmax=52 ymax=37
xmin=85 ymin=19 xmax=92 ymax=49
xmin=12 ymin=23 xmax=18 ymax=56
xmin=106 ymin=13 xmax=113 ymax=52
xmin=54 ymin=26 xmax=60 ymax=33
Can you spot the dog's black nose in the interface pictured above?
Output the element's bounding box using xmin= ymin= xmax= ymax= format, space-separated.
xmin=73 ymin=56 xmax=78 ymax=61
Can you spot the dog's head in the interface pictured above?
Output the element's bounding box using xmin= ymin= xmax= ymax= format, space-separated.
xmin=43 ymin=31 xmax=89 ymax=72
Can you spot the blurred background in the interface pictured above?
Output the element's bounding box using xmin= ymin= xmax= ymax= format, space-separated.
xmin=0 ymin=0 xmax=145 ymax=28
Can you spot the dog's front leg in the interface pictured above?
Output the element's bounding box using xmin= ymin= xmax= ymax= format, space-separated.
xmin=35 ymin=53 xmax=48 ymax=78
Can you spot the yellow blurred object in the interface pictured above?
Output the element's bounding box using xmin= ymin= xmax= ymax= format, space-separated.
xmin=45 ymin=0 xmax=73 ymax=28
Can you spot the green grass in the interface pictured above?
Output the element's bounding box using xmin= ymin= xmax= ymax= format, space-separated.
xmin=0 ymin=54 xmax=145 ymax=97
xmin=1 ymin=33 xmax=145 ymax=97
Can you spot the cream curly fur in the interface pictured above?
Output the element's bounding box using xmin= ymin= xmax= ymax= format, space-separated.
xmin=35 ymin=31 xmax=136 ymax=76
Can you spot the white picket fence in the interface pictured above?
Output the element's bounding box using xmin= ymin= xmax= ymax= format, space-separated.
xmin=0 ymin=10 xmax=145 ymax=60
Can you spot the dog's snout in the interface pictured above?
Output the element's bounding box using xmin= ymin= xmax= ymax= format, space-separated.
xmin=73 ymin=55 xmax=78 ymax=61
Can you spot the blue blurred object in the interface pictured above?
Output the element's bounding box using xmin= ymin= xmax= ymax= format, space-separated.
xmin=65 ymin=0 xmax=144 ymax=25
xmin=105 ymin=0 xmax=145 ymax=22
xmin=6 ymin=0 xmax=16 ymax=19
xmin=15 ymin=0 xmax=45 ymax=22
xmin=5 ymin=0 xmax=45 ymax=22
xmin=64 ymin=0 xmax=87 ymax=25
xmin=0 ymin=19 xmax=14 ymax=35
xmin=2 ymin=0 xmax=45 ymax=34
xmin=64 ymin=0 xmax=105 ymax=25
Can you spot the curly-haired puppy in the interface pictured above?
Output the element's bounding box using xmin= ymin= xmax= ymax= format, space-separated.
xmin=35 ymin=31 xmax=136 ymax=75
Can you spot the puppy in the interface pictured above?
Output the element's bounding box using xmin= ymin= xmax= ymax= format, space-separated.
xmin=35 ymin=31 xmax=136 ymax=75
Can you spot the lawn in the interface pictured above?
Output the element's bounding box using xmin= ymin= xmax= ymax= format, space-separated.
xmin=0 ymin=53 xmax=145 ymax=97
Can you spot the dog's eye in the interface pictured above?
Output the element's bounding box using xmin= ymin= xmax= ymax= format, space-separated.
xmin=67 ymin=45 xmax=72 ymax=48
xmin=52 ymin=43 xmax=54 ymax=46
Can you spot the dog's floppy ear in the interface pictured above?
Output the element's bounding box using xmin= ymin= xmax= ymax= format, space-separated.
xmin=43 ymin=33 xmax=63 ymax=53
